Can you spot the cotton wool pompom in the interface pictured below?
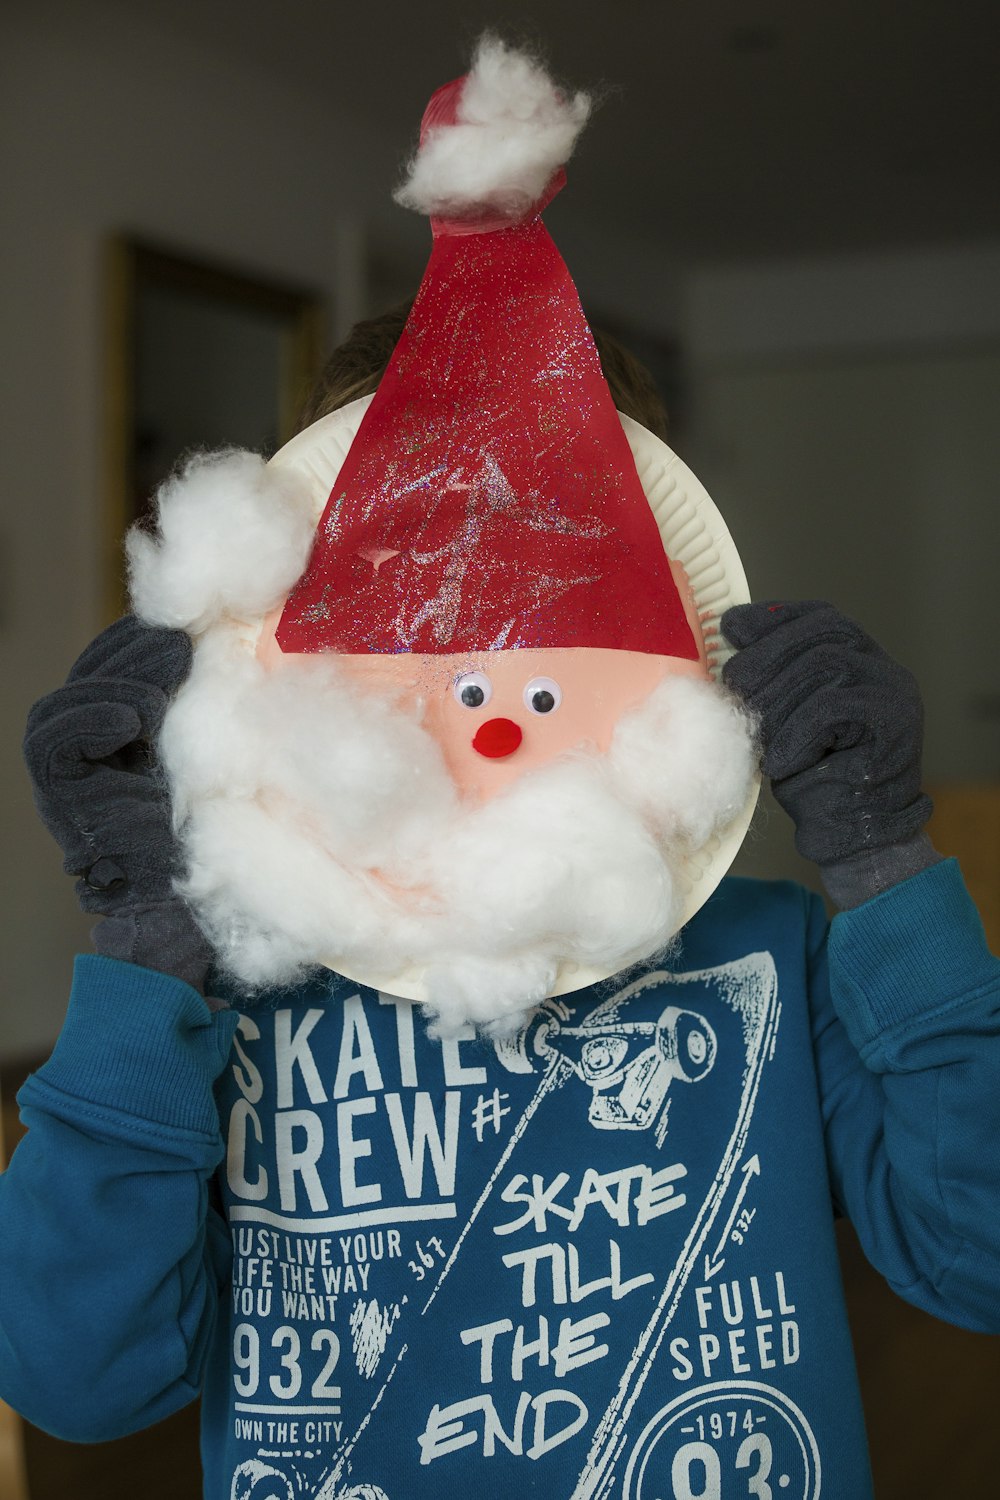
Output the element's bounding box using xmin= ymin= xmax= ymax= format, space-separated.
xmin=178 ymin=797 xmax=421 ymax=991
xmin=241 ymin=658 xmax=458 ymax=871
xmin=127 ymin=449 xmax=316 ymax=633
xmin=422 ymin=953 xmax=559 ymax=1040
xmin=394 ymin=34 xmax=591 ymax=221
xmin=157 ymin=613 xmax=759 ymax=1032
xmin=162 ymin=626 xmax=459 ymax=870
xmin=609 ymin=675 xmax=759 ymax=851
xmin=158 ymin=629 xmax=272 ymax=816
xmin=426 ymin=756 xmax=674 ymax=966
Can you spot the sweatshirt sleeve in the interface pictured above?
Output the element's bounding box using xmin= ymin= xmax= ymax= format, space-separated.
xmin=809 ymin=857 xmax=1000 ymax=1333
xmin=0 ymin=954 xmax=239 ymax=1442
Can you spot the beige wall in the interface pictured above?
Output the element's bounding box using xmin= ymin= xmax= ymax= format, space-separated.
xmin=681 ymin=246 xmax=1000 ymax=886
xmin=0 ymin=4 xmax=376 ymax=1057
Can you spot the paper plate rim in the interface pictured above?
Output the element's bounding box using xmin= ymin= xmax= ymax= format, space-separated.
xmin=265 ymin=396 xmax=759 ymax=1002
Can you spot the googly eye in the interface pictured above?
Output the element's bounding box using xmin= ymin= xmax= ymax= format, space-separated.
xmin=454 ymin=671 xmax=492 ymax=709
xmin=524 ymin=677 xmax=562 ymax=715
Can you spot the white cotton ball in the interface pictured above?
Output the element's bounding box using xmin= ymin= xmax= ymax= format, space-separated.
xmin=428 ymin=757 xmax=671 ymax=963
xmin=177 ymin=799 xmax=326 ymax=988
xmin=394 ymin=34 xmax=591 ymax=220
xmin=422 ymin=954 xmax=557 ymax=1040
xmin=162 ymin=627 xmax=457 ymax=870
xmin=609 ymin=675 xmax=759 ymax=849
xmin=248 ymin=658 xmax=457 ymax=870
xmin=127 ymin=449 xmax=316 ymax=632
xmin=177 ymin=796 xmax=419 ymax=990
xmin=157 ymin=610 xmax=758 ymax=1024
xmin=159 ymin=628 xmax=462 ymax=988
xmin=159 ymin=631 xmax=269 ymax=817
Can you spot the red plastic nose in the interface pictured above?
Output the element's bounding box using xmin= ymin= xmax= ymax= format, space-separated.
xmin=472 ymin=717 xmax=524 ymax=759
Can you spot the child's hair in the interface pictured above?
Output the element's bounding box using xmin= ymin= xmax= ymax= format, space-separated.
xmin=297 ymin=300 xmax=669 ymax=440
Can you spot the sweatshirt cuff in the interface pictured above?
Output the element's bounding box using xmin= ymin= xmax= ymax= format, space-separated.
xmin=23 ymin=954 xmax=239 ymax=1138
xmin=827 ymin=858 xmax=997 ymax=1059
xmin=818 ymin=830 xmax=943 ymax=910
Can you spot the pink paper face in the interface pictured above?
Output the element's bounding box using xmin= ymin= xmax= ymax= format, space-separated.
xmin=256 ymin=562 xmax=709 ymax=800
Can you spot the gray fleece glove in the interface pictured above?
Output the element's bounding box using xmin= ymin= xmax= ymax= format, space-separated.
xmin=721 ymin=600 xmax=941 ymax=909
xmin=23 ymin=615 xmax=211 ymax=989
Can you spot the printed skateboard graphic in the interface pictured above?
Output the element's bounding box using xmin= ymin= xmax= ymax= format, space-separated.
xmin=220 ymin=954 xmax=803 ymax=1499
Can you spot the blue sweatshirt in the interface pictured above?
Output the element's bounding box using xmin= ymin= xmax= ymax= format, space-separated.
xmin=2 ymin=861 xmax=999 ymax=1500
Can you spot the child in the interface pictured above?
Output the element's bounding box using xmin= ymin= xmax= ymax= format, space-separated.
xmin=4 ymin=38 xmax=999 ymax=1500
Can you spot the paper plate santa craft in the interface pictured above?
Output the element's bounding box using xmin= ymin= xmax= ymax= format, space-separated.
xmin=128 ymin=39 xmax=759 ymax=1034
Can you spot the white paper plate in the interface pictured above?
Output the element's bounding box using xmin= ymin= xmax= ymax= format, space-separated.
xmin=266 ymin=396 xmax=758 ymax=1001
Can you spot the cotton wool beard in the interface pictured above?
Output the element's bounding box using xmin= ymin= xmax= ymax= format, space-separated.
xmin=160 ymin=625 xmax=758 ymax=1035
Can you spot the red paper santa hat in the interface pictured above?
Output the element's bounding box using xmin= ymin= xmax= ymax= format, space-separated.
xmin=277 ymin=37 xmax=698 ymax=662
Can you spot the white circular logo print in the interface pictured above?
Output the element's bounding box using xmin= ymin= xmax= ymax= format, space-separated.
xmin=623 ymin=1381 xmax=821 ymax=1500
